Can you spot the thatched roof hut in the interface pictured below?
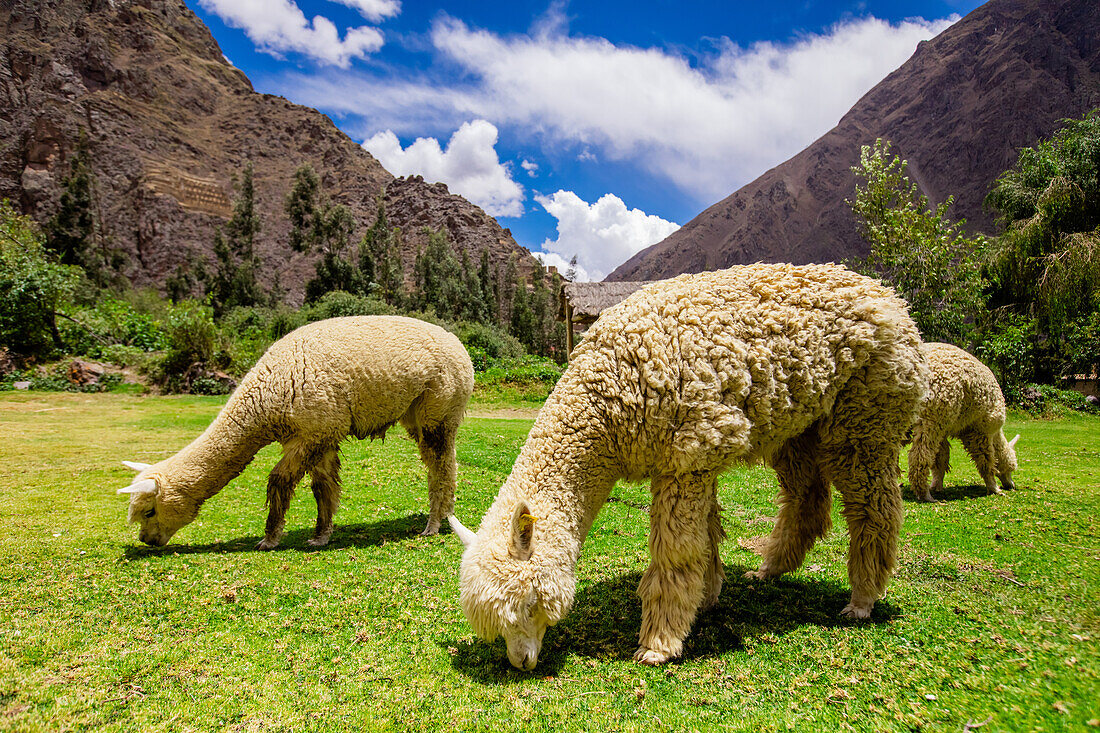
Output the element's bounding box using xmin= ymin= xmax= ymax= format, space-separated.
xmin=558 ymin=281 xmax=657 ymax=358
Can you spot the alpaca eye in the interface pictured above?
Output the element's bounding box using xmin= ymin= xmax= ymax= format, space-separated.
xmin=144 ymin=508 xmax=156 ymax=519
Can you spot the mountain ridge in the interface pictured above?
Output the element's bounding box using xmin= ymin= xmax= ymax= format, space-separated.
xmin=0 ymin=0 xmax=541 ymax=302
xmin=609 ymin=0 xmax=1100 ymax=281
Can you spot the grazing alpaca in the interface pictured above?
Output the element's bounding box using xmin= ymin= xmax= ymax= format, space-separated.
xmin=119 ymin=316 xmax=474 ymax=549
xmin=450 ymin=263 xmax=928 ymax=669
xmin=908 ymin=342 xmax=1019 ymax=501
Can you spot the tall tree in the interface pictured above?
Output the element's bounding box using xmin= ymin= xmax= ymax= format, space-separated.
xmin=285 ymin=163 xmax=359 ymax=301
xmin=206 ymin=162 xmax=265 ymax=316
xmin=413 ymin=229 xmax=464 ymax=319
xmin=359 ymin=201 xmax=405 ymax=307
xmin=45 ymin=130 xmax=122 ymax=290
xmin=985 ymin=109 xmax=1100 ymax=377
xmin=848 ymin=139 xmax=987 ymax=345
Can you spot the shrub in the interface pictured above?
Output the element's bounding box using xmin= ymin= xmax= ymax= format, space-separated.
xmin=976 ymin=314 xmax=1037 ymax=404
xmin=0 ymin=200 xmax=80 ymax=358
xmin=301 ymin=291 xmax=396 ymax=322
xmin=454 ymin=321 xmax=524 ymax=365
xmin=154 ymin=300 xmax=231 ymax=392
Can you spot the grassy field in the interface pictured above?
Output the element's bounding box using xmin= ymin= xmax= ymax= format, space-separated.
xmin=0 ymin=391 xmax=1097 ymax=732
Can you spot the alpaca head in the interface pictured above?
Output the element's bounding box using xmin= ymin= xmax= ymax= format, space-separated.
xmin=998 ymin=433 xmax=1020 ymax=489
xmin=118 ymin=461 xmax=200 ymax=546
xmin=450 ymin=502 xmax=575 ymax=671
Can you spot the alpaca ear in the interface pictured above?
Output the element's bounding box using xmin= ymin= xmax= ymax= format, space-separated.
xmin=122 ymin=461 xmax=152 ymax=472
xmin=118 ymin=478 xmax=157 ymax=496
xmin=1008 ymin=434 xmax=1020 ymax=448
xmin=449 ymin=515 xmax=477 ymax=547
xmin=510 ymin=502 xmax=537 ymax=561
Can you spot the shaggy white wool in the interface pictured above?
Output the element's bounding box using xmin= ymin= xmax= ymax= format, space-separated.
xmin=452 ymin=263 xmax=929 ymax=669
xmin=908 ymin=342 xmax=1018 ymax=501
xmin=120 ymin=316 xmax=474 ymax=549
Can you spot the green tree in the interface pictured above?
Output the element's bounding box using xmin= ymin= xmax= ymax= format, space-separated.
xmin=358 ymin=202 xmax=405 ymax=307
xmin=206 ymin=162 xmax=265 ymax=317
xmin=985 ymin=109 xmax=1100 ymax=377
xmin=848 ymin=139 xmax=988 ymax=344
xmin=0 ymin=200 xmax=80 ymax=355
xmin=413 ymin=229 xmax=464 ymax=319
xmin=285 ymin=164 xmax=360 ymax=302
xmin=45 ymin=130 xmax=122 ymax=290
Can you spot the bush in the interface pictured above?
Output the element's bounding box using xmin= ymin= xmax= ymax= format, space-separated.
xmin=1 ymin=366 xmax=122 ymax=393
xmin=454 ymin=321 xmax=524 ymax=365
xmin=154 ymin=300 xmax=231 ymax=392
xmin=59 ymin=297 xmax=170 ymax=356
xmin=0 ymin=200 xmax=80 ymax=357
xmin=301 ymin=291 xmax=396 ymax=322
xmin=976 ymin=314 xmax=1037 ymax=404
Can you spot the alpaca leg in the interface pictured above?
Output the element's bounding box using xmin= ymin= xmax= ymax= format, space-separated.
xmin=930 ymin=440 xmax=951 ymax=496
xmin=415 ymin=421 xmax=458 ymax=536
xmin=702 ymin=479 xmax=726 ymax=609
xmin=907 ymin=426 xmax=946 ymax=502
xmin=960 ymin=429 xmax=1000 ymax=495
xmin=635 ymin=473 xmax=712 ymax=665
xmin=307 ymin=448 xmax=341 ymax=547
xmin=258 ymin=440 xmax=319 ymax=550
xmin=824 ymin=443 xmax=904 ymax=619
xmin=747 ymin=432 xmax=831 ymax=580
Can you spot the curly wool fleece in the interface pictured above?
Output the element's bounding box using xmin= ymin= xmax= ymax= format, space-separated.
xmin=452 ymin=263 xmax=929 ymax=669
xmin=908 ymin=342 xmax=1018 ymax=501
xmin=120 ymin=315 xmax=473 ymax=549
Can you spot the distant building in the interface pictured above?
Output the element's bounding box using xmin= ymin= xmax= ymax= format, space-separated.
xmin=557 ymin=281 xmax=657 ymax=358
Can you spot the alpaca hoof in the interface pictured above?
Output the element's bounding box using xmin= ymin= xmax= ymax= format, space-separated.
xmin=990 ymin=487 xmax=1004 ymax=496
xmin=743 ymin=569 xmax=771 ymax=581
xmin=915 ymin=493 xmax=934 ymax=502
xmin=306 ymin=535 xmax=331 ymax=547
xmin=420 ymin=523 xmax=440 ymax=537
xmin=1002 ymin=481 xmax=1015 ymax=492
xmin=633 ymin=647 xmax=670 ymax=665
xmin=255 ymin=538 xmax=280 ymax=551
xmin=840 ymin=603 xmax=872 ymax=620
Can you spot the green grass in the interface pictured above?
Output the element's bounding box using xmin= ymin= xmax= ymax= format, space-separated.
xmin=0 ymin=392 xmax=1097 ymax=731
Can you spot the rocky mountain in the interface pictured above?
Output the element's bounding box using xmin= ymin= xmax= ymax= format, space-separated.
xmin=609 ymin=0 xmax=1100 ymax=281
xmin=0 ymin=0 xmax=541 ymax=302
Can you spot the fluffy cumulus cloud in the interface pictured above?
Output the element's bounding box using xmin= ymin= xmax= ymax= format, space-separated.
xmin=535 ymin=191 xmax=679 ymax=282
xmin=426 ymin=15 xmax=957 ymax=200
xmin=363 ymin=120 xmax=525 ymax=218
xmin=197 ymin=0 xmax=387 ymax=67
xmin=335 ymin=0 xmax=400 ymax=23
xmin=280 ymin=14 xmax=955 ymax=199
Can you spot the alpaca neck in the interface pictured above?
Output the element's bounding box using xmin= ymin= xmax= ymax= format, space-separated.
xmin=166 ymin=406 xmax=267 ymax=502
xmin=506 ymin=395 xmax=616 ymax=565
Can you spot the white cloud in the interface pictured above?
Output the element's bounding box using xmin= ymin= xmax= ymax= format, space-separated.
xmin=521 ymin=159 xmax=539 ymax=177
xmin=197 ymin=0 xmax=386 ymax=67
xmin=277 ymin=14 xmax=956 ymax=200
xmin=426 ymin=15 xmax=957 ymax=200
xmin=363 ymin=120 xmax=525 ymax=218
xmin=335 ymin=0 xmax=400 ymax=23
xmin=535 ymin=191 xmax=679 ymax=282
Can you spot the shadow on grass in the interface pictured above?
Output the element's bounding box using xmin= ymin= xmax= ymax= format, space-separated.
xmin=904 ymin=483 xmax=1000 ymax=503
xmin=122 ymin=513 xmax=435 ymax=557
xmin=445 ymin=564 xmax=900 ymax=681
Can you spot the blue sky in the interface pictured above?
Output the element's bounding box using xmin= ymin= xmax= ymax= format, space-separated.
xmin=188 ymin=0 xmax=985 ymax=280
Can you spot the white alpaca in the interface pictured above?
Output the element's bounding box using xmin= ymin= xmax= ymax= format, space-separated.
xmin=908 ymin=342 xmax=1019 ymax=501
xmin=119 ymin=316 xmax=474 ymax=549
xmin=451 ymin=264 xmax=929 ymax=669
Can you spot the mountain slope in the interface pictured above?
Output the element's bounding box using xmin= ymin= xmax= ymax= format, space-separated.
xmin=0 ymin=0 xmax=540 ymax=301
xmin=609 ymin=0 xmax=1100 ymax=281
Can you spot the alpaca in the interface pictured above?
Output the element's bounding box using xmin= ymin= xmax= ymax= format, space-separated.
xmin=908 ymin=342 xmax=1019 ymax=501
xmin=119 ymin=316 xmax=474 ymax=549
xmin=450 ymin=263 xmax=928 ymax=669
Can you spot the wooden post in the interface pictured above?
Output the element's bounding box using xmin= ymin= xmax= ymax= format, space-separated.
xmin=565 ymin=301 xmax=575 ymax=359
